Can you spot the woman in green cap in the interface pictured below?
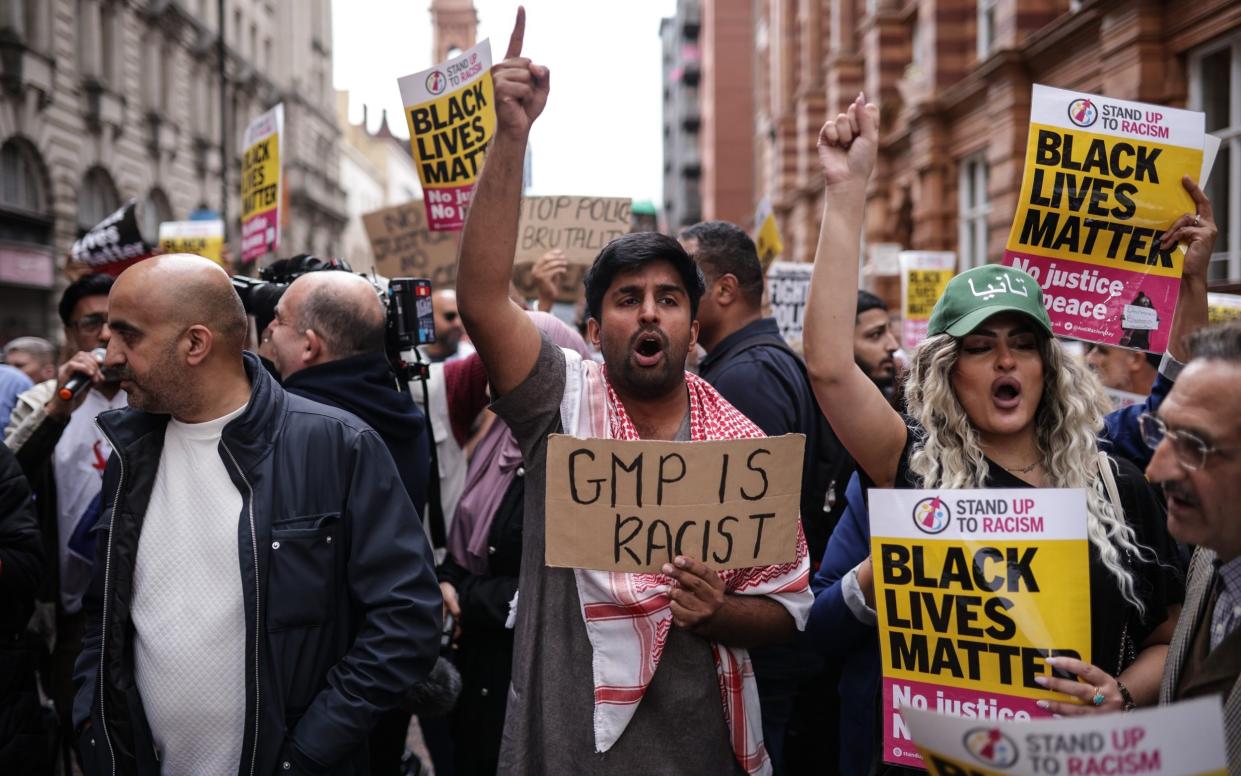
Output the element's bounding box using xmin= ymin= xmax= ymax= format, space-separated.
xmin=803 ymin=94 xmax=1217 ymax=721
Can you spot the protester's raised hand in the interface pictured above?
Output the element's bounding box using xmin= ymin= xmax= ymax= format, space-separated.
xmin=532 ymin=249 xmax=567 ymax=309
xmin=492 ymin=6 xmax=550 ymax=141
xmin=817 ymin=93 xmax=880 ymax=190
xmin=1160 ymin=176 xmax=1217 ymax=282
xmin=663 ymin=556 xmax=726 ymax=631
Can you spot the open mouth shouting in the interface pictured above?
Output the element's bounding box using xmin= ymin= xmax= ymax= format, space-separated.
xmin=632 ymin=330 xmax=667 ymax=368
xmin=991 ymin=376 xmax=1022 ymax=410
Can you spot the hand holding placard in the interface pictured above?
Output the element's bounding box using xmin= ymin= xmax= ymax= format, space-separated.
xmin=492 ymin=7 xmax=550 ymax=141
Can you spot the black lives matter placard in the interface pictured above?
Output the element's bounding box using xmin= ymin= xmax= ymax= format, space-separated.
xmin=868 ymin=488 xmax=1092 ymax=768
xmin=545 ymin=434 xmax=805 ymax=573
xmin=1002 ymin=84 xmax=1204 ymax=352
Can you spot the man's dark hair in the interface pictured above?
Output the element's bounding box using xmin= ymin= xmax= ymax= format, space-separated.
xmin=1188 ymin=321 xmax=1241 ymax=363
xmin=584 ymin=232 xmax=706 ymax=322
xmin=58 ymin=273 xmax=115 ymax=326
xmin=297 ymin=285 xmax=386 ymax=358
xmin=857 ymin=290 xmax=888 ymax=323
xmin=679 ymin=220 xmax=764 ymax=307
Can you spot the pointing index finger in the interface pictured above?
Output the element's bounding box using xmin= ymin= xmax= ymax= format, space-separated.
xmin=505 ymin=6 xmax=526 ymax=60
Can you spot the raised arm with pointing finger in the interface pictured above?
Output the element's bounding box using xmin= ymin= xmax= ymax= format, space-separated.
xmin=457 ymin=7 xmax=550 ymax=396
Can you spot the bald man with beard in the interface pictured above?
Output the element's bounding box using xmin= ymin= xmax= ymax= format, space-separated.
xmin=72 ymin=255 xmax=440 ymax=776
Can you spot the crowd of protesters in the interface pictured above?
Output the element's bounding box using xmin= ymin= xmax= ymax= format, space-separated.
xmin=1 ymin=9 xmax=1239 ymax=776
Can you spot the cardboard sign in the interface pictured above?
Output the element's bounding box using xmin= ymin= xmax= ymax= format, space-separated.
xmin=1207 ymin=292 xmax=1241 ymax=324
xmin=869 ymin=488 xmax=1091 ymax=768
xmin=241 ymin=103 xmax=283 ymax=262
xmin=545 ymin=433 xmax=805 ymax=573
xmin=1104 ymin=386 xmax=1146 ymax=412
xmin=1002 ymin=85 xmax=1205 ymax=353
xmin=158 ymin=220 xmax=224 ymax=266
xmin=509 ymin=195 xmax=631 ymax=302
xmin=70 ymin=200 xmax=155 ymax=275
xmin=903 ymin=697 xmax=1228 ymax=776
xmin=767 ymin=262 xmax=813 ymax=346
xmin=513 ymin=196 xmax=631 ymax=265
xmin=399 ymin=40 xmax=496 ymax=231
xmin=361 ymin=201 xmax=459 ymax=287
xmin=900 ymin=252 xmax=956 ymax=349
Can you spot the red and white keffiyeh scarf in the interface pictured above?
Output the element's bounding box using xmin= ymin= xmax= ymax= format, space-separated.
xmin=557 ymin=349 xmax=812 ymax=776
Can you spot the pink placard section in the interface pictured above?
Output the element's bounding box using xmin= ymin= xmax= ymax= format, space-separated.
xmin=1003 ymin=251 xmax=1180 ymax=353
xmin=423 ymin=183 xmax=476 ymax=231
xmin=883 ymin=677 xmax=1049 ymax=768
xmin=241 ymin=211 xmax=278 ymax=263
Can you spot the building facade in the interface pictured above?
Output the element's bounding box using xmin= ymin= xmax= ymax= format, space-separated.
xmin=750 ymin=0 xmax=1241 ymax=294
xmin=661 ymin=0 xmax=703 ymax=232
xmin=0 ymin=0 xmax=345 ymax=342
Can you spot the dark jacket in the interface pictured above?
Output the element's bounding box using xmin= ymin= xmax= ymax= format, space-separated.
xmin=283 ymin=351 xmax=432 ymax=513
xmin=0 ymin=442 xmax=50 ymax=771
xmin=698 ymin=317 xmax=851 ymax=563
xmin=72 ymin=353 xmax=441 ymax=776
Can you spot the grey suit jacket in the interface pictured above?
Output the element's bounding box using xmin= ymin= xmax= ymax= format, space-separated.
xmin=1160 ymin=547 xmax=1241 ymax=774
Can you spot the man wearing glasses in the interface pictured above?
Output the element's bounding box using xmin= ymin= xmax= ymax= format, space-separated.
xmin=1147 ymin=322 xmax=1241 ymax=771
xmin=3 ymin=272 xmax=126 ymax=771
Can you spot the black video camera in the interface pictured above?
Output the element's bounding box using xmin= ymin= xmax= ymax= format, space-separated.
xmin=231 ymin=254 xmax=356 ymax=336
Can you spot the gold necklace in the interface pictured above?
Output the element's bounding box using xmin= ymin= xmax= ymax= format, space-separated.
xmin=1007 ymin=459 xmax=1040 ymax=474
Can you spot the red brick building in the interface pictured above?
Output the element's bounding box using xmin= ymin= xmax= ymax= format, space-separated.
xmin=740 ymin=0 xmax=1241 ymax=293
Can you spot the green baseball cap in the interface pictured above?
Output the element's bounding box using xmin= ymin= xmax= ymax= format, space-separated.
xmin=926 ymin=264 xmax=1053 ymax=338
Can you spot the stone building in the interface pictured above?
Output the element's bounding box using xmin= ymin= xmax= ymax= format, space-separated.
xmin=742 ymin=0 xmax=1241 ymax=294
xmin=0 ymin=0 xmax=345 ymax=341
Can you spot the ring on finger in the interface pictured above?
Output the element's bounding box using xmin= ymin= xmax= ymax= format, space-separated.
xmin=1091 ymin=687 xmax=1106 ymax=706
xmin=1194 ymin=214 xmax=1201 ymax=226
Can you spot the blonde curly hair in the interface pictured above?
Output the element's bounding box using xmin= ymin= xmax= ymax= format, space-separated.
xmin=903 ymin=332 xmax=1152 ymax=615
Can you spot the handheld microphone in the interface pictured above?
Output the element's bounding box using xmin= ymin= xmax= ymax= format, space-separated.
xmin=57 ymin=348 xmax=107 ymax=402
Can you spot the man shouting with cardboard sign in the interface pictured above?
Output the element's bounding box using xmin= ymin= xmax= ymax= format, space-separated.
xmin=455 ymin=9 xmax=811 ymax=776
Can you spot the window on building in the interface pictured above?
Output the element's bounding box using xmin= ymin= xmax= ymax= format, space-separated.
xmin=1190 ymin=31 xmax=1240 ymax=282
xmin=141 ymin=188 xmax=173 ymax=242
xmin=100 ymin=2 xmax=116 ymax=87
xmin=77 ymin=166 xmax=121 ymax=234
xmin=977 ymin=0 xmax=998 ymax=59
xmin=958 ymin=153 xmax=991 ymax=268
xmin=0 ymin=139 xmax=47 ymax=215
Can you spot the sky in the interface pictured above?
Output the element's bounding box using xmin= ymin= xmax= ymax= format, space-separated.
xmin=332 ymin=0 xmax=677 ymax=204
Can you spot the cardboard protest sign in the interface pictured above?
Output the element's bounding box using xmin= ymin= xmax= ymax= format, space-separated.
xmin=545 ymin=433 xmax=805 ymax=573
xmin=513 ymin=196 xmax=631 ymax=265
xmin=903 ymin=697 xmax=1228 ymax=776
xmin=241 ymin=103 xmax=283 ymax=262
xmin=158 ymin=220 xmax=224 ymax=266
xmin=755 ymin=197 xmax=784 ymax=269
xmin=900 ymin=252 xmax=956 ymax=349
xmin=767 ymin=262 xmax=813 ymax=347
xmin=399 ymin=41 xmax=495 ymax=231
xmin=1208 ymin=292 xmax=1241 ymax=324
xmin=869 ymin=488 xmax=1091 ymax=769
xmin=361 ymin=201 xmax=459 ymax=287
xmin=70 ymin=200 xmax=155 ymax=276
xmin=509 ymin=195 xmax=631 ymax=301
xmin=1003 ymin=85 xmax=1204 ymax=353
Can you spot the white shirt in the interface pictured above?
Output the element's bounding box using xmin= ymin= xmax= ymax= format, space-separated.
xmin=131 ymin=403 xmax=248 ymax=773
xmin=53 ymin=387 xmax=128 ymax=613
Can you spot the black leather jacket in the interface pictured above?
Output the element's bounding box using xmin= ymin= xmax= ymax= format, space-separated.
xmin=72 ymin=353 xmax=441 ymax=775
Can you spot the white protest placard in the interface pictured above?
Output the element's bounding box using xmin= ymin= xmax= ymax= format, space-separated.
xmin=903 ymin=697 xmax=1228 ymax=776
xmin=767 ymin=262 xmax=813 ymax=346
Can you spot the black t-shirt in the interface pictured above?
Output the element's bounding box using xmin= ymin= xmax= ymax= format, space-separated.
xmin=865 ymin=420 xmax=1185 ymax=671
